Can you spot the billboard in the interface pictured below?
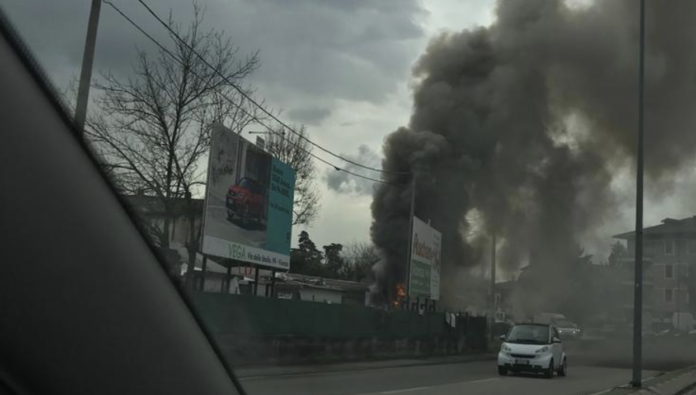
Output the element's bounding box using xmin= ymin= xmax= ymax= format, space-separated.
xmin=202 ymin=124 xmax=296 ymax=270
xmin=408 ymin=216 xmax=441 ymax=300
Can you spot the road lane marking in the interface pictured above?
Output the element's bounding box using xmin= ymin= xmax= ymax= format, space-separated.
xmin=380 ymin=386 xmax=430 ymax=394
xmin=587 ymin=389 xmax=614 ymax=395
xmin=353 ymin=376 xmax=502 ymax=395
xmin=467 ymin=377 xmax=501 ymax=384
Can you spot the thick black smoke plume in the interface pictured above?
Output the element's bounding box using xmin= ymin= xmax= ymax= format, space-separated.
xmin=372 ymin=0 xmax=696 ymax=309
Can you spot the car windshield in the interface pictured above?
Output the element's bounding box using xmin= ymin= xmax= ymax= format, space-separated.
xmin=8 ymin=0 xmax=696 ymax=393
xmin=506 ymin=325 xmax=550 ymax=345
xmin=556 ymin=320 xmax=575 ymax=328
xmin=238 ymin=178 xmax=262 ymax=194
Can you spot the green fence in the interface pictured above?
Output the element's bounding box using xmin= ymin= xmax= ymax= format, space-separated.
xmin=190 ymin=292 xmax=484 ymax=341
xmin=189 ymin=293 xmax=488 ymax=364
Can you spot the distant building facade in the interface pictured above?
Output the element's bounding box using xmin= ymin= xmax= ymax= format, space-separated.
xmin=614 ymin=216 xmax=696 ymax=330
xmin=124 ymin=193 xmax=204 ymax=250
xmin=125 ymin=194 xmax=371 ymax=305
xmin=124 ymin=193 xmax=204 ymax=275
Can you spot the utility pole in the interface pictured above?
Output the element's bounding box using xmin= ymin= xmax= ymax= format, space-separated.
xmin=676 ymin=267 xmax=683 ymax=331
xmin=490 ymin=234 xmax=497 ymax=339
xmin=631 ymin=0 xmax=646 ymax=388
xmin=74 ymin=0 xmax=102 ymax=135
xmin=405 ymin=176 xmax=416 ymax=309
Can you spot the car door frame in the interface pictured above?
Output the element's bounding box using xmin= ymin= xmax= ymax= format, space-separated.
xmin=551 ymin=326 xmax=563 ymax=367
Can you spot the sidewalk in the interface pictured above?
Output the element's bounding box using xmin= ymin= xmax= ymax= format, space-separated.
xmin=235 ymin=353 xmax=495 ymax=379
xmin=603 ymin=365 xmax=696 ymax=395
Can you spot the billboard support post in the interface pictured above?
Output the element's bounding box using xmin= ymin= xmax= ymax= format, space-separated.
xmin=200 ymin=255 xmax=208 ymax=291
xmin=254 ymin=265 xmax=260 ymax=296
xmin=270 ymin=270 xmax=276 ymax=298
xmin=225 ymin=264 xmax=231 ymax=294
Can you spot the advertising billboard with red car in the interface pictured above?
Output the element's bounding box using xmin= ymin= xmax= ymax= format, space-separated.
xmin=201 ymin=124 xmax=295 ymax=270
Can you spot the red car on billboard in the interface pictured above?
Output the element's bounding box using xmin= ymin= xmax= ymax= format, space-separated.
xmin=226 ymin=177 xmax=266 ymax=227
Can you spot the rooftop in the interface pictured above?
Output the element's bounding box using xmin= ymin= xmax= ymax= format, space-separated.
xmin=276 ymin=272 xmax=370 ymax=293
xmin=495 ymin=280 xmax=516 ymax=292
xmin=613 ymin=216 xmax=696 ymax=240
xmin=124 ymin=193 xmax=204 ymax=216
xmin=513 ymin=323 xmax=552 ymax=328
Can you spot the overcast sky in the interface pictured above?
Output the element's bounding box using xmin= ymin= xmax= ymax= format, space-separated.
xmin=3 ymin=0 xmax=495 ymax=249
xmin=4 ymin=0 xmax=695 ymax=261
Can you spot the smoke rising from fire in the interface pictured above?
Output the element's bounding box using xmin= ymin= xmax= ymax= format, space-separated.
xmin=371 ymin=0 xmax=696 ymax=308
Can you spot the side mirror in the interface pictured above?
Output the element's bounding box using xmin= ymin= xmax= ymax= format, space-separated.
xmin=499 ymin=335 xmax=506 ymax=341
xmin=552 ymin=336 xmax=561 ymax=343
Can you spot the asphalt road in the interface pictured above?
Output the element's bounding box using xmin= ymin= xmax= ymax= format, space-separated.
xmin=240 ymin=360 xmax=658 ymax=395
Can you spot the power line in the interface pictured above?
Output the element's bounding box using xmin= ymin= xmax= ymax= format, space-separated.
xmin=102 ymin=1 xmax=402 ymax=187
xmin=137 ymin=0 xmax=410 ymax=177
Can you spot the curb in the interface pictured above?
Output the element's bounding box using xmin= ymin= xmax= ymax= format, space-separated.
xmin=602 ymin=366 xmax=696 ymax=395
xmin=636 ymin=366 xmax=696 ymax=395
xmin=236 ymin=354 xmax=496 ymax=380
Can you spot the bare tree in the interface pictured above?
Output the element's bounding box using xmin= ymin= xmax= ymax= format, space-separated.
xmin=342 ymin=241 xmax=380 ymax=282
xmin=264 ymin=125 xmax=321 ymax=226
xmin=85 ymin=4 xmax=265 ymax=284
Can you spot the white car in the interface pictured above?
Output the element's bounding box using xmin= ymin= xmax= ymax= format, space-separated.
xmin=497 ymin=323 xmax=567 ymax=378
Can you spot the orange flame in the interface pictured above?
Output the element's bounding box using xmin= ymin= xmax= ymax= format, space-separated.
xmin=396 ymin=283 xmax=406 ymax=298
xmin=392 ymin=283 xmax=406 ymax=308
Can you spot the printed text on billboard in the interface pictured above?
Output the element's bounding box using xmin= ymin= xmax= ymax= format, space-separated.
xmin=409 ymin=216 xmax=441 ymax=300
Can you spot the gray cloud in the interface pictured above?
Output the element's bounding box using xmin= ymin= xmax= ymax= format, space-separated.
xmin=326 ymin=145 xmax=380 ymax=195
xmin=4 ymin=0 xmax=427 ymax=107
xmin=287 ymin=106 xmax=332 ymax=125
xmin=3 ymin=0 xmax=162 ymax=88
xmin=223 ymin=0 xmax=427 ymax=104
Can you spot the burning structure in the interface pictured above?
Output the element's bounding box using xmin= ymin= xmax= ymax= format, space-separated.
xmin=372 ymin=0 xmax=696 ymax=310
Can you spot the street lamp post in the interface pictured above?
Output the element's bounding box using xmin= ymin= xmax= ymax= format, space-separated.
xmin=405 ymin=176 xmax=416 ymax=310
xmin=631 ymin=0 xmax=646 ymax=388
xmin=489 ymin=234 xmax=497 ymax=340
xmin=676 ymin=267 xmax=686 ymax=331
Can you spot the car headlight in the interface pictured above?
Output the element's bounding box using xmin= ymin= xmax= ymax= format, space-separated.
xmin=535 ymin=346 xmax=549 ymax=354
xmin=501 ymin=344 xmax=512 ymax=352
